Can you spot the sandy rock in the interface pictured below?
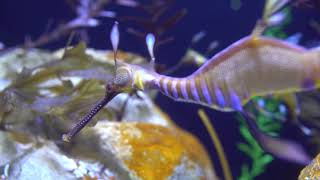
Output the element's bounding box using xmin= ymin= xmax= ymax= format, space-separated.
xmin=106 ymin=91 xmax=171 ymax=126
xmin=9 ymin=143 xmax=75 ymax=180
xmin=71 ymin=122 xmax=217 ymax=180
xmin=0 ymin=131 xmax=18 ymax=166
xmin=299 ymin=153 xmax=320 ymax=180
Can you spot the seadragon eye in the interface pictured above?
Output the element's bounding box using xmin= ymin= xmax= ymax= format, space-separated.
xmin=114 ymin=67 xmax=131 ymax=86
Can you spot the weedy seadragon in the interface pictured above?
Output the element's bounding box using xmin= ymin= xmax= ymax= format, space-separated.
xmin=63 ymin=0 xmax=317 ymax=165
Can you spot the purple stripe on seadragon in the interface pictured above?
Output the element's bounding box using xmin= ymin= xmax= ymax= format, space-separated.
xmin=181 ymin=80 xmax=189 ymax=100
xmin=162 ymin=78 xmax=169 ymax=96
xmin=190 ymin=79 xmax=200 ymax=101
xmin=171 ymin=80 xmax=179 ymax=98
xmin=154 ymin=78 xmax=161 ymax=89
xmin=230 ymin=90 xmax=243 ymax=111
xmin=214 ymin=86 xmax=225 ymax=107
xmin=200 ymin=78 xmax=212 ymax=105
xmin=302 ymin=78 xmax=315 ymax=90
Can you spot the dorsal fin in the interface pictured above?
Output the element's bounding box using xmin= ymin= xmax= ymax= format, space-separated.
xmin=252 ymin=0 xmax=289 ymax=37
xmin=145 ymin=33 xmax=156 ymax=70
xmin=111 ymin=21 xmax=120 ymax=72
xmin=264 ymin=0 xmax=290 ymax=19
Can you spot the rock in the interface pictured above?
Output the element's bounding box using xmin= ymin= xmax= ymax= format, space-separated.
xmin=9 ymin=143 xmax=75 ymax=180
xmin=71 ymin=122 xmax=217 ymax=180
xmin=0 ymin=131 xmax=35 ymax=168
xmin=0 ymin=49 xmax=54 ymax=91
xmin=299 ymin=153 xmax=320 ymax=180
xmin=0 ymin=131 xmax=18 ymax=166
xmin=106 ymin=91 xmax=171 ymax=126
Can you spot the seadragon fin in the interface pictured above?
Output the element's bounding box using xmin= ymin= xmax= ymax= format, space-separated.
xmin=111 ymin=21 xmax=120 ymax=71
xmin=240 ymin=111 xmax=311 ymax=165
xmin=146 ymin=33 xmax=156 ymax=70
xmin=264 ymin=0 xmax=290 ymax=20
xmin=252 ymin=0 xmax=290 ymax=37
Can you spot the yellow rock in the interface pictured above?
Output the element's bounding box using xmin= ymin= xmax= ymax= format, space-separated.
xmin=299 ymin=153 xmax=320 ymax=179
xmin=78 ymin=121 xmax=217 ymax=180
xmin=121 ymin=123 xmax=215 ymax=180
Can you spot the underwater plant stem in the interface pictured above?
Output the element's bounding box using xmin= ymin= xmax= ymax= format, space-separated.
xmin=62 ymin=92 xmax=117 ymax=142
xmin=198 ymin=109 xmax=233 ymax=180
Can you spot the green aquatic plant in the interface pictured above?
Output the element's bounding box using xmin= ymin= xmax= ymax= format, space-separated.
xmin=0 ymin=42 xmax=133 ymax=137
xmin=264 ymin=7 xmax=292 ymax=39
xmin=237 ymin=97 xmax=286 ymax=180
xmin=237 ymin=117 xmax=274 ymax=180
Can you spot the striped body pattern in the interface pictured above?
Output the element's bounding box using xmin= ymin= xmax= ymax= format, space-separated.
xmin=152 ymin=36 xmax=320 ymax=111
xmin=154 ymin=75 xmax=234 ymax=111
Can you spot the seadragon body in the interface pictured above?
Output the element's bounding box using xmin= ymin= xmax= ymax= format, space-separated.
xmin=129 ymin=36 xmax=319 ymax=112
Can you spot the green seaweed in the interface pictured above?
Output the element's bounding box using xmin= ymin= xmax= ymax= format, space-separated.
xmin=237 ymin=97 xmax=287 ymax=180
xmin=0 ymin=43 xmax=124 ymax=136
xmin=264 ymin=7 xmax=292 ymax=39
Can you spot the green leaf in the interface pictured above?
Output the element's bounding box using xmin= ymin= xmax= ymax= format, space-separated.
xmin=260 ymin=123 xmax=281 ymax=133
xmin=239 ymin=125 xmax=253 ymax=141
xmin=237 ymin=142 xmax=254 ymax=158
xmin=260 ymin=154 xmax=274 ymax=165
xmin=251 ymin=162 xmax=264 ymax=177
xmin=238 ymin=164 xmax=251 ymax=180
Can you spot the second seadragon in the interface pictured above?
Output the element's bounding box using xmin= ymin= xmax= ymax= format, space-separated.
xmin=63 ymin=0 xmax=317 ymax=165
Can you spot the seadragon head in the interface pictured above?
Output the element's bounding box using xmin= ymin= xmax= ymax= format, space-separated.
xmin=62 ymin=22 xmax=157 ymax=142
xmin=107 ymin=64 xmax=133 ymax=92
xmin=105 ymin=21 xmax=134 ymax=93
xmin=107 ymin=21 xmax=157 ymax=92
